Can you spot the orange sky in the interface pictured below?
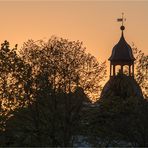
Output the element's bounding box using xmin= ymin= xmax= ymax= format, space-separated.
xmin=0 ymin=1 xmax=147 ymax=76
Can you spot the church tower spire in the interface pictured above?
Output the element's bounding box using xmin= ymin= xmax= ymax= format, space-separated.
xmin=109 ymin=13 xmax=135 ymax=77
xmin=100 ymin=14 xmax=143 ymax=100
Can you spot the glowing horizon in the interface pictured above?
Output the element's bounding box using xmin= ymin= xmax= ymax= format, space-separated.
xmin=0 ymin=1 xmax=147 ymax=67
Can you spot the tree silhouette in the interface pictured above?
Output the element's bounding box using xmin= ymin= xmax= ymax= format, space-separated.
xmin=1 ymin=37 xmax=106 ymax=147
xmin=19 ymin=37 xmax=106 ymax=101
xmin=0 ymin=40 xmax=31 ymax=132
xmin=132 ymin=45 xmax=148 ymax=98
xmin=85 ymin=75 xmax=148 ymax=147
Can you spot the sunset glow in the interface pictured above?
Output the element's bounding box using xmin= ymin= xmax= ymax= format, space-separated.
xmin=0 ymin=1 xmax=148 ymax=147
xmin=0 ymin=1 xmax=147 ymax=76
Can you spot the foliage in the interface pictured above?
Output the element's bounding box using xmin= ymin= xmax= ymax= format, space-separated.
xmin=19 ymin=37 xmax=106 ymax=101
xmin=86 ymin=77 xmax=148 ymax=147
xmin=0 ymin=37 xmax=106 ymax=147
xmin=132 ymin=44 xmax=148 ymax=98
xmin=0 ymin=41 xmax=31 ymax=133
xmin=2 ymin=37 xmax=148 ymax=147
xmin=4 ymin=80 xmax=88 ymax=147
xmin=84 ymin=44 xmax=148 ymax=147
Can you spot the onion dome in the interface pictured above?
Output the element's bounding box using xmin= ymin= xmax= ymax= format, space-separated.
xmin=109 ymin=26 xmax=135 ymax=64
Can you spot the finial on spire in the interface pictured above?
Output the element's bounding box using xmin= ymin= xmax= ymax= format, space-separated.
xmin=117 ymin=12 xmax=126 ymax=31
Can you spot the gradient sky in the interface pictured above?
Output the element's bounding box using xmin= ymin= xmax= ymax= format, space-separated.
xmin=0 ymin=1 xmax=147 ymax=74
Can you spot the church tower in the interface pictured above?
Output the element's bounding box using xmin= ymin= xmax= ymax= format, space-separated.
xmin=101 ymin=14 xmax=143 ymax=99
xmin=109 ymin=13 xmax=135 ymax=77
xmin=109 ymin=25 xmax=135 ymax=77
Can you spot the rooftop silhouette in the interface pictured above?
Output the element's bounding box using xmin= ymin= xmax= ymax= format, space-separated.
xmin=101 ymin=14 xmax=143 ymax=99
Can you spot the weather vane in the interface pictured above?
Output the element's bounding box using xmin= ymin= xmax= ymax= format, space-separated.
xmin=117 ymin=13 xmax=126 ymax=31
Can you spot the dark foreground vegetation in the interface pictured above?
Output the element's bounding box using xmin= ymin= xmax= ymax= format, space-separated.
xmin=0 ymin=37 xmax=147 ymax=147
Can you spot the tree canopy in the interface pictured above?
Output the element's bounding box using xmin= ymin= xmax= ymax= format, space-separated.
xmin=0 ymin=37 xmax=106 ymax=147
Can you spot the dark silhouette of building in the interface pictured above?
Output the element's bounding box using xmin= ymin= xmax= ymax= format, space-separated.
xmin=109 ymin=25 xmax=135 ymax=77
xmin=101 ymin=22 xmax=143 ymax=99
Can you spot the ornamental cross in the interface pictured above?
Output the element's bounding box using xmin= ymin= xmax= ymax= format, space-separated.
xmin=117 ymin=13 xmax=126 ymax=26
